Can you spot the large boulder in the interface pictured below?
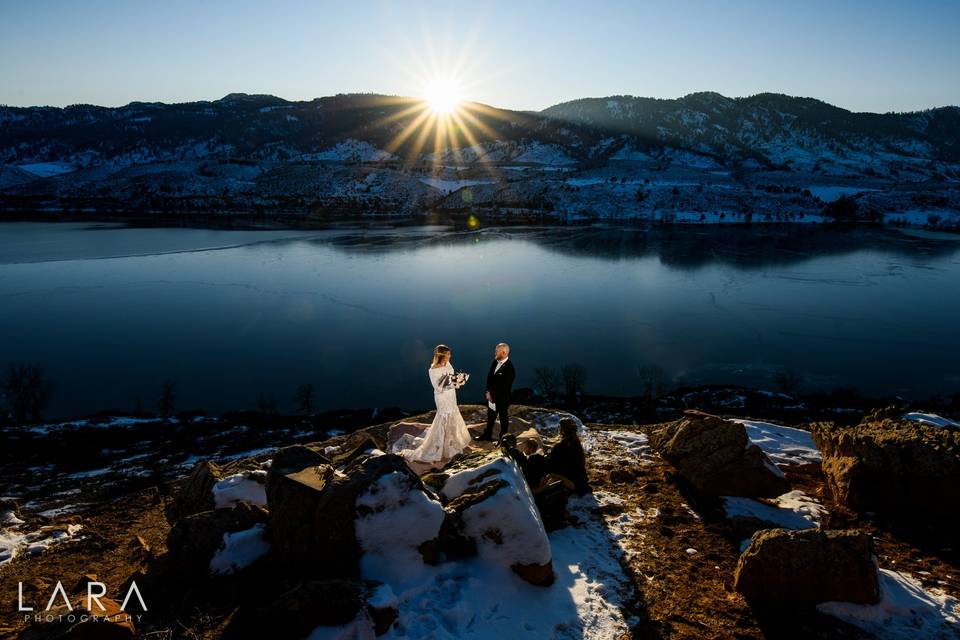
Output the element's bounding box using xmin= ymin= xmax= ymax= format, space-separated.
xmin=164 ymin=460 xmax=221 ymax=523
xmin=165 ymin=501 xmax=268 ymax=572
xmin=734 ymin=529 xmax=880 ymax=605
xmin=355 ymin=469 xmax=445 ymax=570
xmin=265 ymin=449 xmax=419 ymax=578
xmin=649 ymin=413 xmax=791 ymax=498
xmin=440 ymin=451 xmax=554 ymax=586
xmin=811 ymin=412 xmax=960 ymax=523
xmin=222 ymin=578 xmax=371 ymax=639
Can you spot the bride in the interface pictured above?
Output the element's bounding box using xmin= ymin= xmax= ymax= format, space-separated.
xmin=399 ymin=344 xmax=473 ymax=463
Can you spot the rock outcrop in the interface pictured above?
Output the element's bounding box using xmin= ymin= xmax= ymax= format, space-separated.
xmin=165 ymin=501 xmax=268 ymax=572
xmin=649 ymin=412 xmax=791 ymax=498
xmin=811 ymin=411 xmax=960 ymax=524
xmin=440 ymin=451 xmax=555 ymax=586
xmin=265 ymin=446 xmax=421 ymax=578
xmin=222 ymin=578 xmax=376 ymax=640
xmin=164 ymin=460 xmax=221 ymax=523
xmin=733 ymin=529 xmax=880 ymax=605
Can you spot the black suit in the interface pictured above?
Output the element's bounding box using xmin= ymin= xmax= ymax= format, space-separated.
xmin=482 ymin=358 xmax=515 ymax=439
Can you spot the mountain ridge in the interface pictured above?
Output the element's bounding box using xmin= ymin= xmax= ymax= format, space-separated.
xmin=1 ymin=90 xmax=958 ymax=224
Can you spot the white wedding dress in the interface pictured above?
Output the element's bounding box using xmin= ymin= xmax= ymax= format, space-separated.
xmin=399 ymin=362 xmax=472 ymax=463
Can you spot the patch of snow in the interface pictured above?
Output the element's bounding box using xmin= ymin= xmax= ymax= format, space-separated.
xmin=37 ymin=504 xmax=91 ymax=517
xmin=65 ymin=467 xmax=112 ymax=479
xmin=663 ymin=148 xmax=722 ymax=169
xmin=307 ymin=139 xmax=395 ymax=163
xmin=722 ymin=490 xmax=824 ymax=530
xmin=212 ymin=471 xmax=268 ymax=508
xmin=512 ymin=142 xmax=576 ymax=166
xmin=807 ymin=186 xmax=877 ymax=202
xmin=903 ymin=412 xmax=960 ymax=429
xmin=733 ymin=419 xmax=822 ymax=466
xmin=16 ymin=162 xmax=75 ymax=177
xmin=418 ymin=177 xmax=494 ymax=193
xmin=818 ymin=569 xmax=959 ymax=639
xmin=772 ymin=490 xmax=827 ymax=525
xmin=1 ymin=524 xmax=83 ymax=567
xmin=610 ymin=145 xmax=656 ymax=162
xmin=209 ymin=523 xmax=270 ymax=575
xmin=593 ymin=430 xmax=657 ymax=464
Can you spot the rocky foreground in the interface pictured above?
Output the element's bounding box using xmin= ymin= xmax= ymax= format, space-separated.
xmin=1 ymin=403 xmax=959 ymax=639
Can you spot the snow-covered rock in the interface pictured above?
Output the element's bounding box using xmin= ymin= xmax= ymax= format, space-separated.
xmin=212 ymin=470 xmax=268 ymax=509
xmin=355 ymin=471 xmax=444 ymax=582
xmin=441 ymin=453 xmax=553 ymax=584
xmin=209 ymin=523 xmax=270 ymax=574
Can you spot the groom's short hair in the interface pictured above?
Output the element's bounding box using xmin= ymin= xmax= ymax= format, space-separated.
xmin=497 ymin=342 xmax=510 ymax=353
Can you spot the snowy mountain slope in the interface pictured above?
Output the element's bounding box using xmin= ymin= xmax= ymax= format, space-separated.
xmin=542 ymin=92 xmax=960 ymax=174
xmin=1 ymin=92 xmax=958 ymax=221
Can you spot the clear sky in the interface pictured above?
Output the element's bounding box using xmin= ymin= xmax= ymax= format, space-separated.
xmin=2 ymin=0 xmax=958 ymax=113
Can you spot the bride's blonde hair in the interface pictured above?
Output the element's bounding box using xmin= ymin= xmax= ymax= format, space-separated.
xmin=431 ymin=344 xmax=451 ymax=368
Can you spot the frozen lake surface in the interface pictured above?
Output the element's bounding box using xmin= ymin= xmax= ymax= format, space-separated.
xmin=1 ymin=221 xmax=958 ymax=417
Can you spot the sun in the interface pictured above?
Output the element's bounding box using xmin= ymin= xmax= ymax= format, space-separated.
xmin=423 ymin=77 xmax=463 ymax=115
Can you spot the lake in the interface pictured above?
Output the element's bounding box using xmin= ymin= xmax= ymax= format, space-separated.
xmin=1 ymin=221 xmax=959 ymax=419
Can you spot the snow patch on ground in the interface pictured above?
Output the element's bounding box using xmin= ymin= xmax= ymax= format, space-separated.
xmin=1 ymin=522 xmax=83 ymax=568
xmin=419 ymin=177 xmax=495 ymax=193
xmin=512 ymin=142 xmax=576 ymax=165
xmin=591 ymin=430 xmax=657 ymax=464
xmin=733 ymin=419 xmax=822 ymax=466
xmin=306 ymin=139 xmax=395 ymax=162
xmin=212 ymin=470 xmax=268 ymax=508
xmin=818 ymin=569 xmax=959 ymax=639
xmin=903 ymin=412 xmax=960 ymax=429
xmin=16 ymin=161 xmax=76 ymax=177
xmin=722 ymin=489 xmax=825 ymax=530
xmin=209 ymin=523 xmax=270 ymax=575
xmin=807 ymin=186 xmax=877 ymax=202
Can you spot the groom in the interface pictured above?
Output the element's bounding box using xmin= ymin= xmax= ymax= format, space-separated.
xmin=477 ymin=342 xmax=515 ymax=441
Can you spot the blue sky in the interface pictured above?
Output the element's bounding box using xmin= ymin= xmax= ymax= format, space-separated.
xmin=2 ymin=0 xmax=958 ymax=112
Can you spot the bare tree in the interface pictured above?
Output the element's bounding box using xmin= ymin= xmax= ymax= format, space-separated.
xmin=257 ymin=392 xmax=277 ymax=415
xmin=295 ymin=384 xmax=315 ymax=416
xmin=1 ymin=362 xmax=55 ymax=423
xmin=637 ymin=364 xmax=668 ymax=399
xmin=561 ymin=363 xmax=588 ymax=402
xmin=533 ymin=366 xmax=560 ymax=399
xmin=157 ymin=379 xmax=177 ymax=418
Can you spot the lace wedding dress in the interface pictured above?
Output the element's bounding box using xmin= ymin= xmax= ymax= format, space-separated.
xmin=399 ymin=362 xmax=472 ymax=463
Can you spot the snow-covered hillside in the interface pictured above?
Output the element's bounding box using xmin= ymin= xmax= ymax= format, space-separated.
xmin=1 ymin=92 xmax=958 ymax=225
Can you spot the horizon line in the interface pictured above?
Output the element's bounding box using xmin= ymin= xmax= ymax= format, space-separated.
xmin=2 ymin=90 xmax=958 ymax=116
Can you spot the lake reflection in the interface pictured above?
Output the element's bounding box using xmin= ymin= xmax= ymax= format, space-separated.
xmin=1 ymin=222 xmax=959 ymax=418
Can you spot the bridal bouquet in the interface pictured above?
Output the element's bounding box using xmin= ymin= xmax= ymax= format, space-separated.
xmin=439 ymin=371 xmax=470 ymax=390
